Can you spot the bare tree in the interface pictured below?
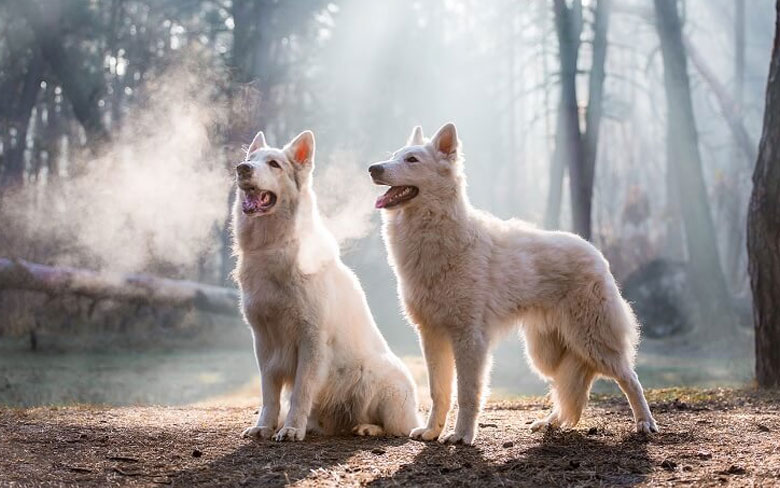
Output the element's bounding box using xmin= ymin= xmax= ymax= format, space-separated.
xmin=747 ymin=0 xmax=780 ymax=388
xmin=653 ymin=0 xmax=735 ymax=336
xmin=15 ymin=0 xmax=110 ymax=146
xmin=0 ymin=50 xmax=43 ymax=188
xmin=580 ymin=0 xmax=610 ymax=241
xmin=546 ymin=0 xmax=610 ymax=241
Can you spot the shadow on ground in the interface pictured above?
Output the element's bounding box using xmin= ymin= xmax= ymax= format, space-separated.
xmin=171 ymin=435 xmax=413 ymax=486
xmin=2 ymin=390 xmax=779 ymax=486
xmin=366 ymin=430 xmax=652 ymax=487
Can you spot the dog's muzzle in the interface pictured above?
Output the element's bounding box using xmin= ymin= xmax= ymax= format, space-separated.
xmin=236 ymin=162 xmax=253 ymax=179
xmin=368 ymin=164 xmax=385 ymax=181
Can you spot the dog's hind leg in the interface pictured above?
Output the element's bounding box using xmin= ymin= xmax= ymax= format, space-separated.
xmin=582 ymin=296 xmax=657 ymax=434
xmin=553 ymin=352 xmax=596 ymax=428
xmin=532 ymin=352 xmax=595 ymax=431
xmin=523 ymin=324 xmax=565 ymax=380
xmin=612 ymin=365 xmax=657 ymax=433
xmin=383 ymin=407 xmax=421 ymax=437
xmin=524 ymin=324 xmax=567 ymax=432
xmin=352 ymin=424 xmax=384 ymax=436
xmin=379 ymin=389 xmax=421 ymax=436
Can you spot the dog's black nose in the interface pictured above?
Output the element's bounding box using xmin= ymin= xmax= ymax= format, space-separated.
xmin=368 ymin=164 xmax=384 ymax=178
xmin=236 ymin=163 xmax=253 ymax=178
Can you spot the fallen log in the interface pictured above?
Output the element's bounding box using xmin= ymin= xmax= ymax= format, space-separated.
xmin=0 ymin=257 xmax=240 ymax=316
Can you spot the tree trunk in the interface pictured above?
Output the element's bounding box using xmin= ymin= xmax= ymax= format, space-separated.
xmin=653 ymin=0 xmax=735 ymax=336
xmin=581 ymin=0 xmax=611 ymax=241
xmin=735 ymin=0 xmax=746 ymax=106
xmin=547 ymin=0 xmax=608 ymax=241
xmin=16 ymin=0 xmax=110 ymax=146
xmin=728 ymin=0 xmax=748 ymax=290
xmin=544 ymin=111 xmax=567 ymax=230
xmin=747 ymin=0 xmax=780 ymax=388
xmin=685 ymin=34 xmax=755 ymax=292
xmin=552 ymin=0 xmax=587 ymax=237
xmin=0 ymin=258 xmax=240 ymax=317
xmin=1 ymin=50 xmax=43 ymax=188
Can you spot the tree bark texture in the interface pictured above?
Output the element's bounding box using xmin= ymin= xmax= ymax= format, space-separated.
xmin=547 ymin=0 xmax=609 ymax=241
xmin=747 ymin=0 xmax=780 ymax=388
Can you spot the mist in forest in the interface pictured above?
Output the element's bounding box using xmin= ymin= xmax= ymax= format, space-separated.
xmin=0 ymin=0 xmax=774 ymax=404
xmin=2 ymin=63 xmax=228 ymax=273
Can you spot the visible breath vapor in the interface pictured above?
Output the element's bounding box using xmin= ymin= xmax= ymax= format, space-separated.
xmin=5 ymin=60 xmax=378 ymax=275
xmin=7 ymin=63 xmax=230 ymax=274
xmin=315 ymin=149 xmax=378 ymax=249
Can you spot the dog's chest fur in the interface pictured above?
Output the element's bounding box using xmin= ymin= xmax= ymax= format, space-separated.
xmin=237 ymin=248 xmax=317 ymax=360
xmin=385 ymin=208 xmax=484 ymax=329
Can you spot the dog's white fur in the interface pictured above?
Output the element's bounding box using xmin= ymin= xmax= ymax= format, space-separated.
xmin=234 ymin=130 xmax=419 ymax=442
xmin=370 ymin=123 xmax=657 ymax=445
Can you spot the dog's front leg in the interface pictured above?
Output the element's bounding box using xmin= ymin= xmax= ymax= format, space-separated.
xmin=410 ymin=326 xmax=454 ymax=442
xmin=242 ymin=370 xmax=282 ymax=440
xmin=274 ymin=336 xmax=321 ymax=442
xmin=440 ymin=332 xmax=489 ymax=446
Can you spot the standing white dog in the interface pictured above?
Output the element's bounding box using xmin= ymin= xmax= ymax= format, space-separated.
xmin=234 ymin=129 xmax=419 ymax=441
xmin=369 ymin=123 xmax=657 ymax=445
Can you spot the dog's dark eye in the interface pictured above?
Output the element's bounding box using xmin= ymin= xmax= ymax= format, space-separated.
xmin=268 ymin=159 xmax=281 ymax=169
xmin=405 ymin=156 xmax=419 ymax=163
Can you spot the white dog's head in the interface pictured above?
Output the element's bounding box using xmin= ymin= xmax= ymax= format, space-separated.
xmin=368 ymin=123 xmax=464 ymax=210
xmin=235 ymin=130 xmax=315 ymax=218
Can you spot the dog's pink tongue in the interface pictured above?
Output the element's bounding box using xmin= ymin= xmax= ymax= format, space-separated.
xmin=242 ymin=194 xmax=261 ymax=213
xmin=375 ymin=187 xmax=400 ymax=209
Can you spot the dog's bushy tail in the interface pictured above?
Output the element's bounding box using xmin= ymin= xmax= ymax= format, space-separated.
xmin=604 ymin=281 xmax=641 ymax=368
xmin=569 ymin=277 xmax=641 ymax=373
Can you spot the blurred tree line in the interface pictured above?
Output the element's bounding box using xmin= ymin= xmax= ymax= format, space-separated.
xmin=0 ymin=0 xmax=331 ymax=275
xmin=0 ymin=0 xmax=778 ymax=382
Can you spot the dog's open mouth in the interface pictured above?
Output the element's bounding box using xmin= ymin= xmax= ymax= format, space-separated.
xmin=241 ymin=188 xmax=277 ymax=215
xmin=375 ymin=186 xmax=419 ymax=209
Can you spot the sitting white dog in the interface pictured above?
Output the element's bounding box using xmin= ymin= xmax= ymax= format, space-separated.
xmin=234 ymin=129 xmax=419 ymax=441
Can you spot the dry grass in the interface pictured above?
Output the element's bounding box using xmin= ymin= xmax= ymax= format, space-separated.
xmin=1 ymin=388 xmax=779 ymax=487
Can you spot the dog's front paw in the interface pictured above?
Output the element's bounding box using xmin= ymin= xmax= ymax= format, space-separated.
xmin=531 ymin=418 xmax=561 ymax=433
xmin=352 ymin=424 xmax=385 ymax=436
xmin=241 ymin=425 xmax=275 ymax=440
xmin=410 ymin=426 xmax=442 ymax=442
xmin=530 ymin=413 xmax=560 ymax=433
xmin=439 ymin=429 xmax=475 ymax=446
xmin=273 ymin=426 xmax=305 ymax=442
xmin=636 ymin=418 xmax=658 ymax=434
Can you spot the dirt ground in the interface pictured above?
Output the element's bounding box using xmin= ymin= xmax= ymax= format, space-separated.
xmin=1 ymin=388 xmax=779 ymax=487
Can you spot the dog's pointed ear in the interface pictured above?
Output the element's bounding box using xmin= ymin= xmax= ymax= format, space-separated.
xmin=431 ymin=123 xmax=459 ymax=161
xmin=407 ymin=125 xmax=424 ymax=146
xmin=247 ymin=131 xmax=267 ymax=156
xmin=285 ymin=130 xmax=315 ymax=169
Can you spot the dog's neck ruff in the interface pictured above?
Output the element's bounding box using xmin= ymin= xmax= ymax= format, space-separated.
xmin=390 ymin=184 xmax=470 ymax=226
xmin=234 ymin=185 xmax=338 ymax=276
xmin=235 ymin=197 xmax=299 ymax=253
